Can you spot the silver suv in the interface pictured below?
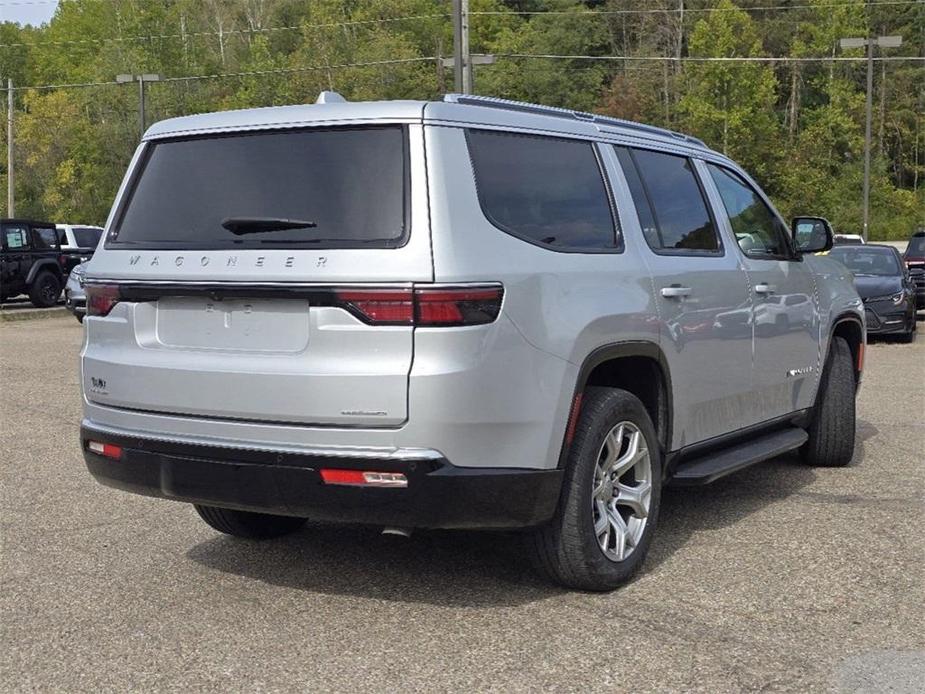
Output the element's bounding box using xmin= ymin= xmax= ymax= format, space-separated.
xmin=80 ymin=94 xmax=864 ymax=590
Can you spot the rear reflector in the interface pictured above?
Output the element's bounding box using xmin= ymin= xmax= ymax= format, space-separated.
xmin=87 ymin=440 xmax=123 ymax=460
xmin=565 ymin=392 xmax=584 ymax=446
xmin=320 ymin=469 xmax=408 ymax=488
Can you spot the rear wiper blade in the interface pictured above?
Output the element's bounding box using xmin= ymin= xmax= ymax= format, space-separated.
xmin=221 ymin=217 xmax=317 ymax=235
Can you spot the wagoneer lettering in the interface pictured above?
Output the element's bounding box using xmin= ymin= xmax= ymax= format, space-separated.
xmin=80 ymin=92 xmax=863 ymax=591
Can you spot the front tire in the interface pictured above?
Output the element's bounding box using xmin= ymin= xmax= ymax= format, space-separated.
xmin=194 ymin=505 xmax=307 ymax=539
xmin=530 ymin=387 xmax=662 ymax=591
xmin=801 ymin=336 xmax=856 ymax=467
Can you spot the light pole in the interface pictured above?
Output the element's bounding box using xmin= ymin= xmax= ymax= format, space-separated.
xmin=442 ymin=54 xmax=496 ymax=93
xmin=116 ymin=73 xmax=162 ymax=141
xmin=839 ymin=35 xmax=902 ymax=242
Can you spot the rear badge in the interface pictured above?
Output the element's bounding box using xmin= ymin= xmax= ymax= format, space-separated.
xmin=786 ymin=367 xmax=814 ymax=378
xmin=89 ymin=377 xmax=108 ymax=394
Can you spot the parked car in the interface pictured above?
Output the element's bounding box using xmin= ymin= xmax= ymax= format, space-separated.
xmin=829 ymin=244 xmax=917 ymax=342
xmin=56 ymin=224 xmax=104 ymax=252
xmin=903 ymin=229 xmax=925 ymax=308
xmin=834 ymin=233 xmax=865 ymax=245
xmin=1 ymin=218 xmax=85 ymax=307
xmin=64 ymin=262 xmax=87 ymax=322
xmin=79 ymin=93 xmax=864 ymax=591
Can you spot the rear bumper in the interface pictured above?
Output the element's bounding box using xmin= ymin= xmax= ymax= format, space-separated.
xmin=80 ymin=425 xmax=562 ymax=530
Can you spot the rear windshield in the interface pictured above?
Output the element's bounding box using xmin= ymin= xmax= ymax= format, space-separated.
xmin=907 ymin=236 xmax=925 ymax=256
xmin=74 ymin=227 xmax=102 ymax=248
xmin=110 ymin=126 xmax=408 ymax=250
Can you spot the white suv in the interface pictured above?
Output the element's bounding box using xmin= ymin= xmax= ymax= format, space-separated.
xmin=80 ymin=94 xmax=864 ymax=590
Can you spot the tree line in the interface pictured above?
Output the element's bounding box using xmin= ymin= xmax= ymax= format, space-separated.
xmin=1 ymin=0 xmax=922 ymax=239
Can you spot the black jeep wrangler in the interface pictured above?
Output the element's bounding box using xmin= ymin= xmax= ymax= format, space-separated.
xmin=1 ymin=218 xmax=87 ymax=308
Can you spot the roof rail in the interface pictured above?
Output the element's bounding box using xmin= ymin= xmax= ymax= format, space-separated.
xmin=443 ymin=93 xmax=707 ymax=148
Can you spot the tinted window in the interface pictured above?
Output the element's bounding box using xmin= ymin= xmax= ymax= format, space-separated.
xmin=2 ymin=225 xmax=29 ymax=250
xmin=73 ymin=227 xmax=103 ymax=248
xmin=830 ymin=247 xmax=901 ymax=276
xmin=467 ymin=130 xmax=617 ymax=250
xmin=906 ymin=236 xmax=925 ymax=256
xmin=628 ymin=149 xmax=720 ymax=252
xmin=614 ymin=147 xmax=660 ymax=250
xmin=707 ymin=164 xmax=790 ymax=258
xmin=32 ymin=227 xmax=59 ymax=250
xmin=56 ymin=228 xmax=69 ymax=246
xmin=112 ymin=126 xmax=407 ymax=249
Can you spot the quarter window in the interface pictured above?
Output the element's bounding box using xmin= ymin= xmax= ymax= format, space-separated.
xmin=467 ymin=129 xmax=619 ymax=250
xmin=707 ymin=164 xmax=791 ymax=259
xmin=32 ymin=227 xmax=59 ymax=250
xmin=617 ymin=147 xmax=721 ymax=253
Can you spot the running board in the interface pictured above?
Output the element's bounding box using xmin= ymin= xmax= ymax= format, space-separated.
xmin=669 ymin=427 xmax=808 ymax=486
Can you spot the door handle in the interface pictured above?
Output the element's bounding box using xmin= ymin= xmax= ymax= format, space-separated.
xmin=660 ymin=285 xmax=692 ymax=299
xmin=754 ymin=283 xmax=776 ymax=295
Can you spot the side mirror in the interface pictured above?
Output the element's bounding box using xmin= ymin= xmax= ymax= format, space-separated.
xmin=792 ymin=216 xmax=834 ymax=254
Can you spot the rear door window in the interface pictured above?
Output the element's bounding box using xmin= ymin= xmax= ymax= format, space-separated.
xmin=617 ymin=147 xmax=721 ymax=254
xmin=467 ymin=129 xmax=619 ymax=251
xmin=110 ymin=126 xmax=408 ymax=250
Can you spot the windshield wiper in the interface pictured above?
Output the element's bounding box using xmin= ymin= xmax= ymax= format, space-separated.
xmin=221 ymin=217 xmax=317 ymax=235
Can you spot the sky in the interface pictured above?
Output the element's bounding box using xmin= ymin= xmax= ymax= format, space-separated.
xmin=1 ymin=0 xmax=59 ymax=26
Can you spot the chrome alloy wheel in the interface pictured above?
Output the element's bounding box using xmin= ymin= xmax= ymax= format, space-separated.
xmin=591 ymin=421 xmax=652 ymax=562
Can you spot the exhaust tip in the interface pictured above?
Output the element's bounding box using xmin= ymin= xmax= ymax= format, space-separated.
xmin=381 ymin=527 xmax=413 ymax=538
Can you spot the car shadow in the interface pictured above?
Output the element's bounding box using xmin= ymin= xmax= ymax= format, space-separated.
xmin=645 ymin=417 xmax=877 ymax=575
xmin=186 ymin=523 xmax=563 ymax=608
xmin=186 ymin=420 xmax=878 ymax=606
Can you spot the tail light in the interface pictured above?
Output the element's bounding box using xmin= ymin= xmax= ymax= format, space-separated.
xmin=335 ymin=285 xmax=503 ymax=327
xmin=415 ymin=286 xmax=504 ymax=326
xmin=82 ymin=283 xmax=502 ymax=326
xmin=335 ymin=289 xmax=413 ymax=325
xmin=85 ymin=284 xmax=121 ymax=317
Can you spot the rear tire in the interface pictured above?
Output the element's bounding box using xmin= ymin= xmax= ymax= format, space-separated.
xmin=194 ymin=504 xmax=307 ymax=539
xmin=529 ymin=387 xmax=662 ymax=591
xmin=801 ymin=336 xmax=856 ymax=467
xmin=28 ymin=271 xmax=61 ymax=308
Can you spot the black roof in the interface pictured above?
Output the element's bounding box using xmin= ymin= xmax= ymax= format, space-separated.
xmin=1 ymin=218 xmax=57 ymax=227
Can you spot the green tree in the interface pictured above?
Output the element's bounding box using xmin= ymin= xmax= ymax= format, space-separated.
xmin=679 ymin=0 xmax=780 ymax=185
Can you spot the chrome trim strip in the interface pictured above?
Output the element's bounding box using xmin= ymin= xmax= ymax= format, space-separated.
xmin=81 ymin=419 xmax=444 ymax=462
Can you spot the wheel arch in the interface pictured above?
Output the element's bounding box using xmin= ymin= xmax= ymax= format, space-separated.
xmin=828 ymin=313 xmax=864 ymax=386
xmin=558 ymin=341 xmax=672 ymax=469
xmin=25 ymin=259 xmax=64 ymax=285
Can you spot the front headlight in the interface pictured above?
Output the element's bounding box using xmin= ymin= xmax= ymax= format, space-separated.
xmin=891 ymin=291 xmax=905 ymax=305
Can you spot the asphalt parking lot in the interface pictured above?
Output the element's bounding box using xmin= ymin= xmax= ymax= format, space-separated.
xmin=1 ymin=315 xmax=922 ymax=692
